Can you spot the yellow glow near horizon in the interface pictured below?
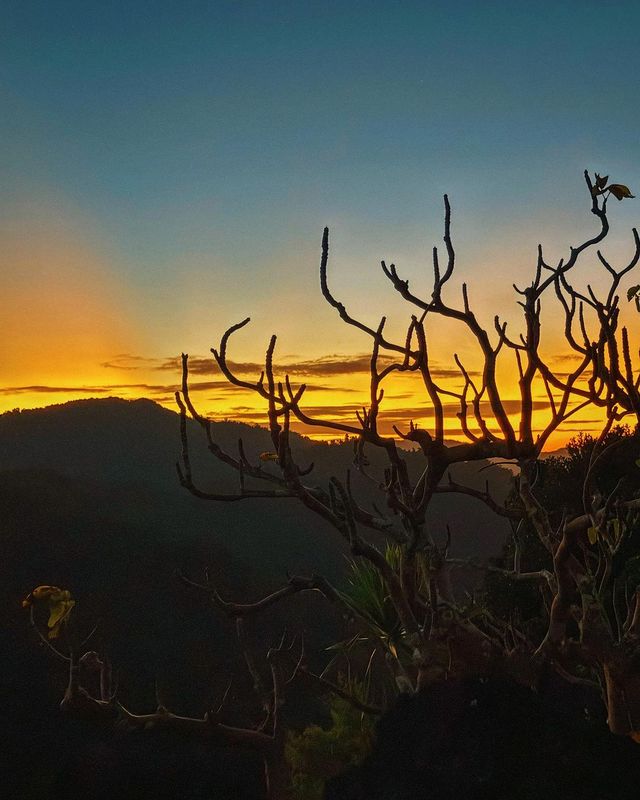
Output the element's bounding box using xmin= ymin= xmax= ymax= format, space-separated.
xmin=0 ymin=198 xmax=144 ymax=413
xmin=2 ymin=193 xmax=636 ymax=451
xmin=3 ymin=347 xmax=610 ymax=453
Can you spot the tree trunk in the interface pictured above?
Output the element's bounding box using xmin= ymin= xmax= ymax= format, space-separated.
xmin=604 ymin=662 xmax=640 ymax=736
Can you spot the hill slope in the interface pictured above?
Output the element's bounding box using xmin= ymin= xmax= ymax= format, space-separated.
xmin=0 ymin=397 xmax=513 ymax=569
xmin=0 ymin=397 xmax=513 ymax=797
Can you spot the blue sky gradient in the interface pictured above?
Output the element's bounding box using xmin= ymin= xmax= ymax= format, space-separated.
xmin=2 ymin=1 xmax=640 ymax=438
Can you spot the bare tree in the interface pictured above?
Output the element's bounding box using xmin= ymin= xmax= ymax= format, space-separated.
xmin=27 ymin=171 xmax=640 ymax=799
xmin=176 ymin=170 xmax=640 ymax=736
xmin=27 ymin=598 xmax=305 ymax=799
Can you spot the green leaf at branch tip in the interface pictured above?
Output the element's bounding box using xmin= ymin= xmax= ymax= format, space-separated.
xmin=587 ymin=526 xmax=598 ymax=545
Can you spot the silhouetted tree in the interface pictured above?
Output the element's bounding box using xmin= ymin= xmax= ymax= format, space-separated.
xmin=28 ymin=172 xmax=640 ymax=798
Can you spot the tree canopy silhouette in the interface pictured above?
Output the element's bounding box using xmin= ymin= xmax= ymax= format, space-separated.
xmin=27 ymin=171 xmax=640 ymax=799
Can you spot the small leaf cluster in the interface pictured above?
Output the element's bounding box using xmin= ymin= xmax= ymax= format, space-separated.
xmin=285 ymin=686 xmax=376 ymax=800
xmin=335 ymin=545 xmax=407 ymax=657
xmin=592 ymin=173 xmax=635 ymax=201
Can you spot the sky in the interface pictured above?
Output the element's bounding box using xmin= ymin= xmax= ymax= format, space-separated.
xmin=2 ymin=0 xmax=640 ymax=448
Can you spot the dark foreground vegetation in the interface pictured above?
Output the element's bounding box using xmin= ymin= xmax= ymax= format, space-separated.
xmin=2 ymin=398 xmax=503 ymax=797
xmin=326 ymin=675 xmax=640 ymax=800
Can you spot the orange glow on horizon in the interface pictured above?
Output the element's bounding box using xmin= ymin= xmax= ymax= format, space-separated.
xmin=1 ymin=351 xmax=611 ymax=454
xmin=2 ymin=193 xmax=635 ymax=452
xmin=0 ymin=198 xmax=145 ymax=412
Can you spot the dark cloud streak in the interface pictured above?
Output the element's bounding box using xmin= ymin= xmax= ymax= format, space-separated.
xmin=0 ymin=380 xmax=356 ymax=398
xmin=102 ymin=352 xmax=476 ymax=380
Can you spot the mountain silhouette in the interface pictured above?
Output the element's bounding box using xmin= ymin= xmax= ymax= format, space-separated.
xmin=0 ymin=397 xmax=512 ymax=570
xmin=0 ymin=397 xmax=512 ymax=798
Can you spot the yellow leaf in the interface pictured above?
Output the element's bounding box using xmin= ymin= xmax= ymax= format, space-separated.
xmin=610 ymin=519 xmax=621 ymax=539
xmin=608 ymin=184 xmax=635 ymax=201
xmin=587 ymin=527 xmax=598 ymax=545
xmin=22 ymin=585 xmax=75 ymax=639
xmin=47 ymin=590 xmax=75 ymax=639
xmin=22 ymin=585 xmax=58 ymax=607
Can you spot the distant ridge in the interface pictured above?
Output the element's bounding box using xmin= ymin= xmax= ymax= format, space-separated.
xmin=0 ymin=395 xmax=463 ymax=450
xmin=0 ymin=396 xmax=514 ymax=566
xmin=540 ymin=446 xmax=569 ymax=459
xmin=0 ymin=396 xmax=516 ymax=798
xmin=0 ymin=397 xmax=310 ymax=488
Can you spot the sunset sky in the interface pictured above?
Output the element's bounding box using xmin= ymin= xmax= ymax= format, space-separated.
xmin=2 ymin=1 xmax=640 ymax=448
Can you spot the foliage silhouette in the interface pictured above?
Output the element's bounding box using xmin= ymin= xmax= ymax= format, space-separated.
xmin=22 ymin=172 xmax=640 ymax=798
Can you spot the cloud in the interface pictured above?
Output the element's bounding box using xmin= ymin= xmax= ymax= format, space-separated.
xmin=0 ymin=381 xmax=225 ymax=397
xmin=103 ymin=352 xmax=476 ymax=380
xmin=548 ymin=353 xmax=584 ymax=362
xmin=99 ymin=354 xmax=165 ymax=370
xmin=0 ymin=385 xmax=115 ymax=396
xmin=548 ymin=418 xmax=602 ymax=426
xmin=307 ymin=399 xmax=550 ymax=419
xmin=0 ymin=379 xmax=355 ymax=400
xmin=204 ymin=398 xmax=554 ymax=426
